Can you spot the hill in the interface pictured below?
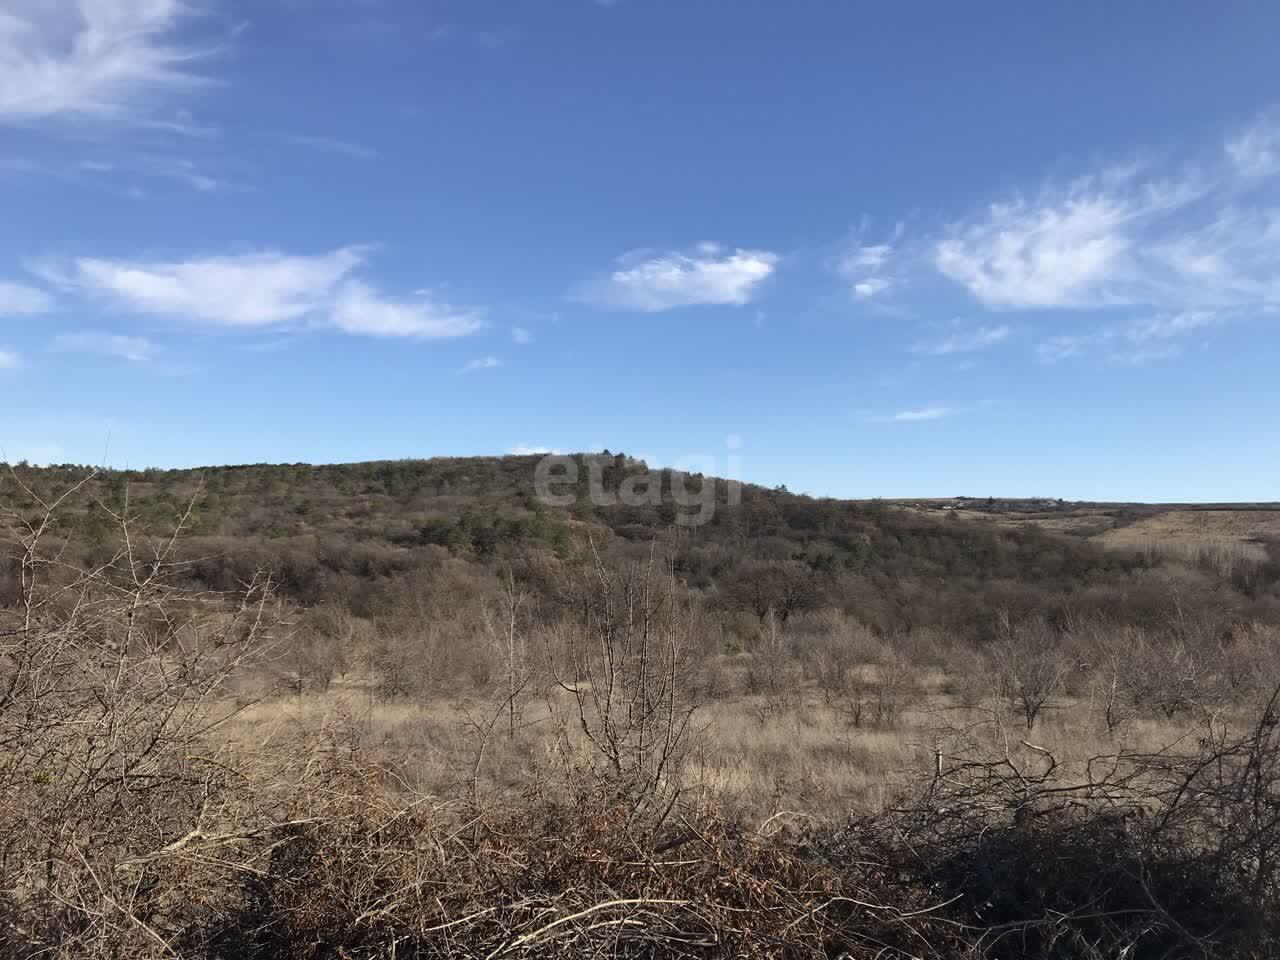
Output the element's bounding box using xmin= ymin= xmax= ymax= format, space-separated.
xmin=8 ymin=455 xmax=1280 ymax=958
xmin=4 ymin=454 xmax=1279 ymax=638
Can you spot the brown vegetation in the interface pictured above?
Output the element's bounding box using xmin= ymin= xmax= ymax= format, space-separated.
xmin=4 ymin=459 xmax=1280 ymax=957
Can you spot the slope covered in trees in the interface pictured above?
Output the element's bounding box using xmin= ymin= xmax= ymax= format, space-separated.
xmin=4 ymin=454 xmax=1279 ymax=640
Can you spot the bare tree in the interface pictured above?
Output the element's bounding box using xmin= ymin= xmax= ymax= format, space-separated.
xmin=725 ymin=559 xmax=823 ymax=627
xmin=1079 ymin=623 xmax=1141 ymax=737
xmin=991 ymin=616 xmax=1069 ymax=731
xmin=481 ymin=566 xmax=536 ymax=740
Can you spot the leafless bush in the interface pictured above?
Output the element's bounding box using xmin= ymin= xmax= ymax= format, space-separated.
xmin=747 ymin=612 xmax=801 ymax=725
xmin=1131 ymin=634 xmax=1224 ymax=722
xmin=0 ymin=470 xmax=282 ymax=956
xmin=545 ymin=542 xmax=706 ymax=829
xmin=799 ymin=612 xmax=877 ymax=704
xmin=366 ymin=629 xmax=434 ymax=699
xmin=878 ymin=690 xmax=1280 ymax=958
xmin=481 ymin=566 xmax=540 ymax=740
xmin=1220 ymin=622 xmax=1280 ymax=700
xmin=869 ymin=645 xmax=915 ymax=728
xmin=944 ymin=645 xmax=995 ymax=709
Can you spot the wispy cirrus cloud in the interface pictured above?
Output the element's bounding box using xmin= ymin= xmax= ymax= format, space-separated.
xmin=933 ymin=111 xmax=1280 ymax=318
xmin=0 ymin=0 xmax=216 ymax=125
xmin=1226 ymin=109 xmax=1280 ymax=179
xmin=838 ymin=223 xmax=903 ymax=300
xmin=0 ymin=281 xmax=53 ymax=315
xmin=917 ymin=322 xmax=1011 ymax=356
xmin=933 ymin=166 xmax=1204 ymax=310
xmin=78 ymin=153 xmax=226 ymax=192
xmin=580 ymin=242 xmax=777 ymax=312
xmin=0 ymin=348 xmax=20 ymax=369
xmin=285 ymin=134 xmax=379 ymax=160
xmin=52 ymin=330 xmax=157 ymax=361
xmin=893 ymin=406 xmax=951 ymax=422
xmin=460 ymin=355 xmax=500 ymax=373
xmin=831 ymin=115 xmax=1280 ymax=329
xmin=1036 ymin=310 xmax=1220 ymax=366
xmin=37 ymin=248 xmax=484 ymax=339
xmin=857 ymin=108 xmax=1280 ymax=366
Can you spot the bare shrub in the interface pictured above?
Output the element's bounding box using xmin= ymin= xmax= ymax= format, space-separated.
xmin=944 ymin=645 xmax=995 ymax=709
xmin=869 ymin=645 xmax=915 ymax=728
xmin=747 ymin=612 xmax=801 ymax=724
xmin=799 ymin=612 xmax=878 ymax=704
xmin=1131 ymin=633 xmax=1225 ymax=723
xmin=0 ymin=472 xmax=282 ymax=955
xmin=545 ymin=542 xmax=706 ymax=827
xmin=366 ymin=628 xmax=433 ymax=699
xmin=480 ymin=566 xmax=539 ymax=740
xmin=882 ymin=690 xmax=1280 ymax=958
xmin=1092 ymin=631 xmax=1142 ymax=737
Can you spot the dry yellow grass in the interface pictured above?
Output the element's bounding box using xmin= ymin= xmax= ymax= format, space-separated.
xmin=1092 ymin=509 xmax=1280 ymax=546
xmin=220 ymin=669 xmax=1224 ymax=823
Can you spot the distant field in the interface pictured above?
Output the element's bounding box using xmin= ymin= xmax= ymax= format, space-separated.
xmin=901 ymin=500 xmax=1280 ymax=556
xmin=1093 ymin=509 xmax=1280 ymax=547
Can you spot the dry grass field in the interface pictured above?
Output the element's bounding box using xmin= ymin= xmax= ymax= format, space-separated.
xmin=222 ymin=668 xmax=1222 ymax=823
xmin=1098 ymin=509 xmax=1280 ymax=543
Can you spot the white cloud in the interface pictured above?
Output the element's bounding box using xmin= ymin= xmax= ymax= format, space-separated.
xmin=853 ymin=277 xmax=892 ymax=298
xmin=1036 ymin=334 xmax=1093 ymax=364
xmin=934 ymin=116 xmax=1280 ymax=316
xmin=58 ymin=248 xmax=363 ymax=327
xmin=509 ymin=444 xmax=562 ymax=455
xmin=42 ymin=248 xmax=484 ymax=339
xmin=460 ymin=354 xmax=500 ymax=373
xmin=919 ymin=323 xmax=1010 ymax=355
xmin=1145 ymin=207 xmax=1280 ymax=309
xmin=0 ymin=0 xmax=213 ymax=124
xmin=934 ymin=168 xmax=1197 ymax=309
xmin=1036 ymin=311 xmax=1220 ymax=365
xmin=512 ymin=325 xmax=532 ymax=343
xmin=73 ymin=151 xmax=227 ymax=193
xmin=0 ymin=281 xmax=53 ymax=315
xmin=78 ymin=152 xmax=225 ymax=191
xmin=582 ymin=245 xmax=777 ymax=311
xmin=893 ymin=407 xmax=951 ymax=422
xmin=53 ymin=330 xmax=156 ymax=361
xmin=839 ymin=225 xmax=902 ymax=299
xmin=0 ymin=348 xmax=20 ymax=369
xmin=331 ymin=280 xmax=482 ymax=339
xmin=140 ymin=155 xmax=222 ymax=191
xmin=1226 ymin=110 xmax=1280 ymax=179
xmin=1127 ymin=310 xmax=1219 ymax=343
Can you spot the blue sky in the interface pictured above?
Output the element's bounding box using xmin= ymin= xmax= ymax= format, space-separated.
xmin=2 ymin=1 xmax=1279 ymax=501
